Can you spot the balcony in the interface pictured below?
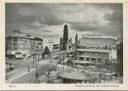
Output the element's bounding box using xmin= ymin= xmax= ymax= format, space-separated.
xmin=76 ymin=54 xmax=109 ymax=59
xmin=76 ymin=48 xmax=110 ymax=53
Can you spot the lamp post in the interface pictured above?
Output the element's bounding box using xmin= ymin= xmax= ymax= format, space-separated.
xmin=33 ymin=53 xmax=35 ymax=68
xmin=35 ymin=62 xmax=38 ymax=83
xmin=27 ymin=65 xmax=30 ymax=72
xmin=35 ymin=53 xmax=39 ymax=83
xmin=63 ymin=54 xmax=64 ymax=71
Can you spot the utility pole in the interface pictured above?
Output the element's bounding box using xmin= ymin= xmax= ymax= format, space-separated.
xmin=63 ymin=54 xmax=64 ymax=71
xmin=33 ymin=53 xmax=34 ymax=68
xmin=35 ymin=53 xmax=40 ymax=83
xmin=27 ymin=65 xmax=30 ymax=72
xmin=35 ymin=63 xmax=38 ymax=83
xmin=11 ymin=32 xmax=13 ymax=51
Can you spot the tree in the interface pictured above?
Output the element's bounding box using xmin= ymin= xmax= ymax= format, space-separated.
xmin=43 ymin=46 xmax=50 ymax=55
xmin=37 ymin=63 xmax=57 ymax=83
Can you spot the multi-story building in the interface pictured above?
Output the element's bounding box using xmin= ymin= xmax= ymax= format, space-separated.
xmin=74 ymin=33 xmax=118 ymax=72
xmin=117 ymin=42 xmax=123 ymax=76
xmin=31 ymin=37 xmax=43 ymax=58
xmin=6 ymin=30 xmax=43 ymax=59
xmin=6 ymin=30 xmax=31 ymax=59
xmin=30 ymin=36 xmax=37 ymax=54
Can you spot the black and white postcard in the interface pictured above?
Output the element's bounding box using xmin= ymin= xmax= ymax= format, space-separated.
xmin=0 ymin=0 xmax=128 ymax=90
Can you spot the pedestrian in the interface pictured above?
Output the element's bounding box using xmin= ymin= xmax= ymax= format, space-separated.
xmin=27 ymin=65 xmax=30 ymax=72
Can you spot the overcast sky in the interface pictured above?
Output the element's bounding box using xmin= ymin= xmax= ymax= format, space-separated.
xmin=6 ymin=3 xmax=123 ymax=43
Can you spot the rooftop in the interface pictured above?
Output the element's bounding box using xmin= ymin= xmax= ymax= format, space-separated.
xmin=78 ymin=37 xmax=117 ymax=47
xmin=58 ymin=70 xmax=95 ymax=81
xmin=6 ymin=30 xmax=30 ymax=39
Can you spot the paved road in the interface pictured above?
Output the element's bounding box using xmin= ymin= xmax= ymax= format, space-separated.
xmin=6 ymin=56 xmax=74 ymax=83
xmin=11 ymin=69 xmax=36 ymax=83
xmin=6 ymin=59 xmax=38 ymax=82
xmin=6 ymin=58 xmax=54 ymax=83
xmin=10 ymin=63 xmax=65 ymax=83
xmin=6 ymin=59 xmax=123 ymax=84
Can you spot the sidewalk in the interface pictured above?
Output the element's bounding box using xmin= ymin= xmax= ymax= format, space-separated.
xmin=7 ymin=68 xmax=35 ymax=83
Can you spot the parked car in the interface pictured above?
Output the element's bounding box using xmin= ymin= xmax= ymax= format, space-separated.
xmin=6 ymin=62 xmax=14 ymax=72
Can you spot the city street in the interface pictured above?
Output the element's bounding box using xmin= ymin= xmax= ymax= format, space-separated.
xmin=5 ymin=55 xmax=123 ymax=84
xmin=11 ymin=69 xmax=36 ymax=83
xmin=6 ymin=58 xmax=39 ymax=82
xmin=6 ymin=57 xmax=59 ymax=83
xmin=2 ymin=3 xmax=124 ymax=91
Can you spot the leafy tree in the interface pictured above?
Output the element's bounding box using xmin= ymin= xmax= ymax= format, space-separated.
xmin=37 ymin=63 xmax=57 ymax=83
xmin=43 ymin=46 xmax=50 ymax=55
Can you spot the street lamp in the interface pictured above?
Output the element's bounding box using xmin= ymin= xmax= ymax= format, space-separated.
xmin=35 ymin=52 xmax=40 ymax=83
xmin=27 ymin=65 xmax=30 ymax=72
xmin=63 ymin=54 xmax=64 ymax=71
xmin=35 ymin=63 xmax=38 ymax=83
xmin=33 ymin=53 xmax=35 ymax=68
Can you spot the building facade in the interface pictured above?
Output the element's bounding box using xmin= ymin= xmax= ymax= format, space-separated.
xmin=117 ymin=42 xmax=123 ymax=76
xmin=30 ymin=36 xmax=43 ymax=58
xmin=6 ymin=30 xmax=31 ymax=58
xmin=74 ymin=34 xmax=118 ymax=72
xmin=6 ymin=30 xmax=43 ymax=59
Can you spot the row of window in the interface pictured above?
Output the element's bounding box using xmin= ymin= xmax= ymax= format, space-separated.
xmin=76 ymin=57 xmax=109 ymax=63
xmin=78 ymin=46 xmax=117 ymax=50
xmin=77 ymin=51 xmax=109 ymax=58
